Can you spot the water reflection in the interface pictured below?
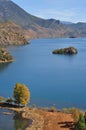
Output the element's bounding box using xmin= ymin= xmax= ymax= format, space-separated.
xmin=0 ymin=63 xmax=11 ymax=73
xmin=0 ymin=108 xmax=31 ymax=130
xmin=14 ymin=118 xmax=28 ymax=130
xmin=14 ymin=112 xmax=29 ymax=130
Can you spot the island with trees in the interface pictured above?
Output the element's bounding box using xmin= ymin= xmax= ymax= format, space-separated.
xmin=52 ymin=46 xmax=78 ymax=55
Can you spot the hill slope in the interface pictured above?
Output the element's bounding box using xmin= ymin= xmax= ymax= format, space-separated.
xmin=0 ymin=0 xmax=86 ymax=38
xmin=0 ymin=0 xmax=41 ymax=28
xmin=0 ymin=47 xmax=13 ymax=63
xmin=0 ymin=21 xmax=29 ymax=46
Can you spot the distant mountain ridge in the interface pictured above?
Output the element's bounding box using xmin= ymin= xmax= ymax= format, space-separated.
xmin=0 ymin=0 xmax=86 ymax=40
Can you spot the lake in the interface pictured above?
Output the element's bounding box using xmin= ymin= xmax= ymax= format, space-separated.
xmin=0 ymin=108 xmax=30 ymax=130
xmin=0 ymin=38 xmax=86 ymax=109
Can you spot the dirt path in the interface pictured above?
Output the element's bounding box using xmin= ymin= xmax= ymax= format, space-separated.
xmin=42 ymin=111 xmax=74 ymax=130
xmin=21 ymin=108 xmax=74 ymax=130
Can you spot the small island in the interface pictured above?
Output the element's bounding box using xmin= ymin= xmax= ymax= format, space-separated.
xmin=0 ymin=48 xmax=14 ymax=63
xmin=52 ymin=46 xmax=78 ymax=55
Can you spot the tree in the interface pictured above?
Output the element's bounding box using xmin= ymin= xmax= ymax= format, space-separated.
xmin=75 ymin=114 xmax=86 ymax=130
xmin=13 ymin=83 xmax=30 ymax=107
xmin=0 ymin=96 xmax=4 ymax=103
xmin=84 ymin=112 xmax=86 ymax=124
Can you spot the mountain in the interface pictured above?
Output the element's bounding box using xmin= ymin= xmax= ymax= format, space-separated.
xmin=61 ymin=21 xmax=73 ymax=25
xmin=0 ymin=0 xmax=86 ymax=39
xmin=0 ymin=0 xmax=43 ymax=29
xmin=68 ymin=22 xmax=86 ymax=37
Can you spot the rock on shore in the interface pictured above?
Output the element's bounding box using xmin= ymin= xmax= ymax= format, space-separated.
xmin=0 ymin=48 xmax=14 ymax=63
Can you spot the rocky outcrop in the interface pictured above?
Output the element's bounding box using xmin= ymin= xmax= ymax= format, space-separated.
xmin=52 ymin=46 xmax=78 ymax=55
xmin=0 ymin=48 xmax=14 ymax=63
xmin=0 ymin=21 xmax=29 ymax=46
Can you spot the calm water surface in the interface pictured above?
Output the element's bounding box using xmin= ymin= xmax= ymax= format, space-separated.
xmin=0 ymin=38 xmax=86 ymax=109
xmin=0 ymin=108 xmax=29 ymax=130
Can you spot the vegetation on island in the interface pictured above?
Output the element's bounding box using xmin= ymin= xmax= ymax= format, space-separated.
xmin=0 ymin=48 xmax=13 ymax=63
xmin=52 ymin=46 xmax=78 ymax=55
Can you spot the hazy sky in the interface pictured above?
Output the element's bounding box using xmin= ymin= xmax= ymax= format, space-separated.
xmin=12 ymin=0 xmax=86 ymax=22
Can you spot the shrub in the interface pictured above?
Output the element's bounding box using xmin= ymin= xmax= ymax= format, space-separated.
xmin=62 ymin=108 xmax=70 ymax=113
xmin=48 ymin=106 xmax=57 ymax=112
xmin=69 ymin=108 xmax=80 ymax=122
xmin=75 ymin=114 xmax=86 ymax=130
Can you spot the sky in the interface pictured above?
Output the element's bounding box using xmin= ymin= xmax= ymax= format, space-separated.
xmin=12 ymin=0 xmax=86 ymax=23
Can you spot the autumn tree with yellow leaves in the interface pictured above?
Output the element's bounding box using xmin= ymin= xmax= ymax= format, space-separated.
xmin=13 ymin=83 xmax=30 ymax=107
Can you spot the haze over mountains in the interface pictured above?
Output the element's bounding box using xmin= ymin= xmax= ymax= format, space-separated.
xmin=0 ymin=0 xmax=86 ymax=44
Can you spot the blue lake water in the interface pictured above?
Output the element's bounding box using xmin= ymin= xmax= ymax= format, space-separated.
xmin=0 ymin=38 xmax=86 ymax=109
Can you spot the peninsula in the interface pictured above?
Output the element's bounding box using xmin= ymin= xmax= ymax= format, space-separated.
xmin=0 ymin=48 xmax=14 ymax=63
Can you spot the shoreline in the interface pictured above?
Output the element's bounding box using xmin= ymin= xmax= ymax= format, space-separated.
xmin=0 ymin=106 xmax=44 ymax=130
xmin=0 ymin=59 xmax=14 ymax=63
xmin=0 ymin=105 xmax=74 ymax=130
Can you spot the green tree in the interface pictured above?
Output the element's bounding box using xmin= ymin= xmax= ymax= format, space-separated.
xmin=84 ymin=112 xmax=86 ymax=123
xmin=13 ymin=83 xmax=30 ymax=107
xmin=75 ymin=114 xmax=86 ymax=130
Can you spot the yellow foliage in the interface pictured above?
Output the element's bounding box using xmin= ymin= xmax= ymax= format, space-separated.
xmin=14 ymin=83 xmax=30 ymax=106
xmin=0 ymin=96 xmax=4 ymax=102
xmin=70 ymin=108 xmax=80 ymax=122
